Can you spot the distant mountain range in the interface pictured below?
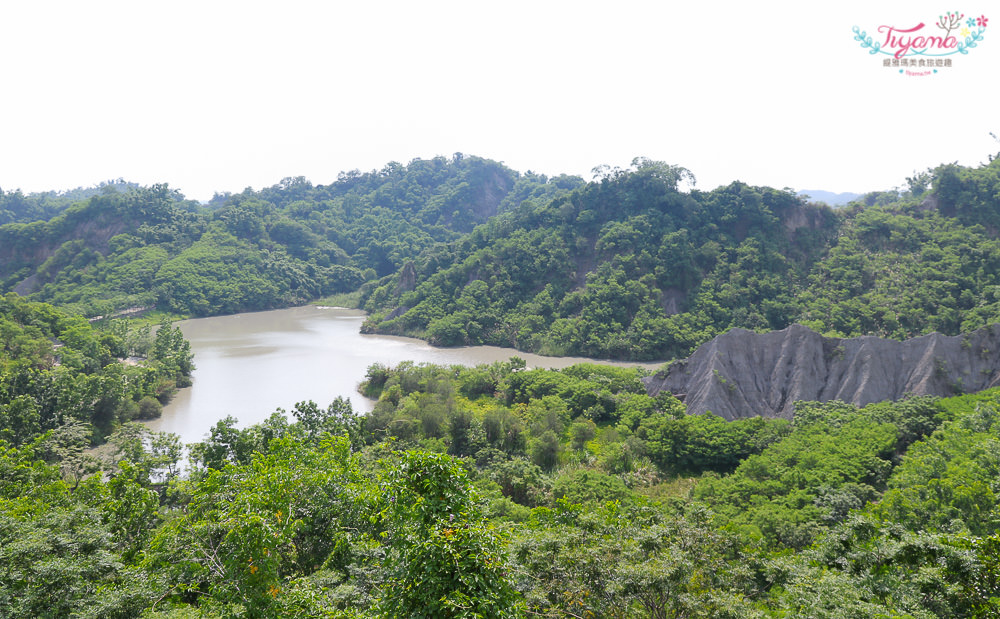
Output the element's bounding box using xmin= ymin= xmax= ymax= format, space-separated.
xmin=796 ymin=189 xmax=862 ymax=206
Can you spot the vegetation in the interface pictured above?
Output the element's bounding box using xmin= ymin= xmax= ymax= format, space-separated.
xmin=7 ymin=154 xmax=1000 ymax=362
xmin=362 ymin=156 xmax=1000 ymax=359
xmin=0 ymin=293 xmax=192 ymax=447
xmin=4 ymin=351 xmax=1000 ymax=617
xmin=1 ymin=156 xmax=581 ymax=320
xmin=0 ymin=179 xmax=141 ymax=225
xmin=5 ymin=152 xmax=1000 ymax=616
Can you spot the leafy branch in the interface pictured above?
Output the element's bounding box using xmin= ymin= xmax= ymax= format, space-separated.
xmin=852 ymin=26 xmax=882 ymax=54
xmin=958 ymin=28 xmax=986 ymax=54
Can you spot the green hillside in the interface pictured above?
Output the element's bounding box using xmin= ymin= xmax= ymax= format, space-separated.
xmin=4 ymin=153 xmax=1000 ymax=616
xmin=7 ymin=155 xmax=1000 ymax=362
xmin=361 ymin=157 xmax=1000 ymax=360
xmin=1 ymin=155 xmax=581 ymax=319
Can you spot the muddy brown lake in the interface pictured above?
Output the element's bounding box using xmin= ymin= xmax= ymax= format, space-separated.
xmin=146 ymin=305 xmax=663 ymax=444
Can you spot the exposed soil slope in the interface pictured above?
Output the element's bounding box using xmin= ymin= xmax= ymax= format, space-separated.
xmin=643 ymin=323 xmax=1000 ymax=419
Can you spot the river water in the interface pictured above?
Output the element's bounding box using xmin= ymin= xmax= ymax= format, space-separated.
xmin=147 ymin=306 xmax=663 ymax=445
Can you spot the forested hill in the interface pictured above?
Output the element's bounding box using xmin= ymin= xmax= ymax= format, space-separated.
xmin=0 ymin=155 xmax=583 ymax=318
xmin=359 ymin=159 xmax=835 ymax=359
xmin=360 ymin=156 xmax=1000 ymax=360
xmin=0 ymin=179 xmax=141 ymax=225
xmin=5 ymin=154 xmax=1000 ymax=361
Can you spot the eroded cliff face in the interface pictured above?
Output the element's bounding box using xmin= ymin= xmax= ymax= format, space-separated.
xmin=643 ymin=323 xmax=1000 ymax=420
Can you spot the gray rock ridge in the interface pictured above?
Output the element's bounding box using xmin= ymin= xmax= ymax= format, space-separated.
xmin=642 ymin=323 xmax=1000 ymax=420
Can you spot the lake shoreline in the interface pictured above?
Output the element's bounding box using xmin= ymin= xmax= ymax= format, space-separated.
xmin=147 ymin=306 xmax=665 ymax=445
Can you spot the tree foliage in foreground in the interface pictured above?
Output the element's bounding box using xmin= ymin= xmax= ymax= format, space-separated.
xmin=3 ymin=288 xmax=999 ymax=617
xmin=3 ymin=373 xmax=1000 ymax=616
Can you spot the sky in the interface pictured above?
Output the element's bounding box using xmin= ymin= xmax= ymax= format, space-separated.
xmin=1 ymin=0 xmax=997 ymax=202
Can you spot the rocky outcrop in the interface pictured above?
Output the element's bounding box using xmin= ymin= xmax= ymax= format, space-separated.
xmin=642 ymin=323 xmax=1000 ymax=420
xmin=396 ymin=261 xmax=417 ymax=294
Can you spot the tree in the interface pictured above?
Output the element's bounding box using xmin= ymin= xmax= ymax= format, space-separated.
xmin=378 ymin=450 xmax=521 ymax=618
xmin=292 ymin=398 xmax=362 ymax=447
xmin=530 ymin=430 xmax=561 ymax=472
xmin=146 ymin=435 xmax=367 ymax=617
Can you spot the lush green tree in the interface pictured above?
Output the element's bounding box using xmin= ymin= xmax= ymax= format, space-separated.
xmin=291 ymin=398 xmax=362 ymax=447
xmin=377 ymin=450 xmax=521 ymax=618
xmin=147 ymin=434 xmax=368 ymax=617
xmin=694 ymin=408 xmax=897 ymax=548
xmin=872 ymin=392 xmax=1000 ymax=536
xmin=635 ymin=412 xmax=791 ymax=475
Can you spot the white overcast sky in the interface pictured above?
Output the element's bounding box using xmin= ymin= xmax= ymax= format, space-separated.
xmin=1 ymin=0 xmax=996 ymax=202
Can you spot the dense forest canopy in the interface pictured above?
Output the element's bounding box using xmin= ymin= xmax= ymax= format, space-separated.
xmin=361 ymin=155 xmax=1000 ymax=359
xmin=0 ymin=155 xmax=582 ymax=320
xmin=0 ymin=293 xmax=192 ymax=447
xmin=4 ymin=154 xmax=1000 ymax=362
xmin=4 ymin=153 xmax=1000 ymax=616
xmin=3 ymin=353 xmax=999 ymax=617
xmin=0 ymin=179 xmax=141 ymax=226
xmin=360 ymin=158 xmax=837 ymax=359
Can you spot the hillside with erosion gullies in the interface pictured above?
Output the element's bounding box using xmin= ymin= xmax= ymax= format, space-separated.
xmin=644 ymin=323 xmax=1000 ymax=419
xmin=360 ymin=159 xmax=839 ymax=360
